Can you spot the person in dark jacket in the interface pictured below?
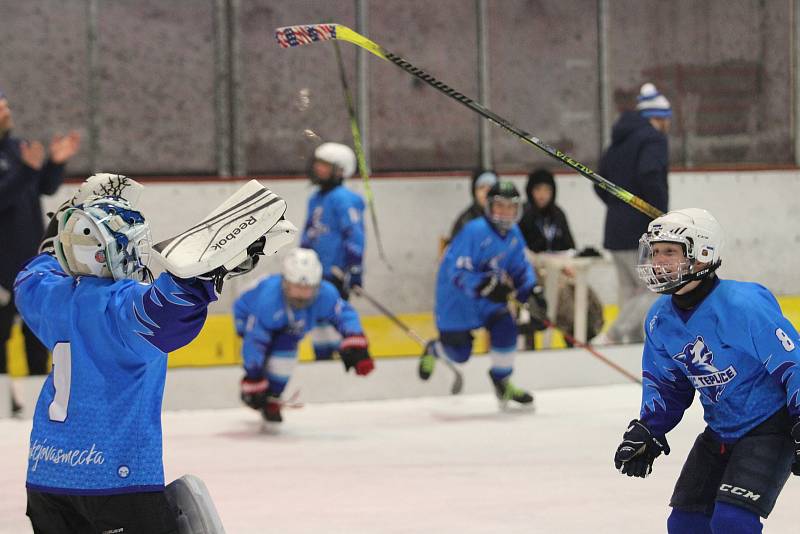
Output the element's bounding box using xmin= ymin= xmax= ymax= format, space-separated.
xmin=0 ymin=89 xmax=81 ymax=411
xmin=449 ymin=170 xmax=498 ymax=241
xmin=593 ymin=82 xmax=670 ymax=345
xmin=519 ymin=168 xmax=575 ymax=253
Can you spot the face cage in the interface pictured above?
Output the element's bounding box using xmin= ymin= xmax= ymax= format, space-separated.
xmin=282 ymin=279 xmax=320 ymax=309
xmin=308 ymin=158 xmax=343 ymax=186
xmin=487 ymin=197 xmax=522 ymax=232
xmin=636 ymin=235 xmax=695 ymax=293
xmin=81 ymin=206 xmax=152 ymax=282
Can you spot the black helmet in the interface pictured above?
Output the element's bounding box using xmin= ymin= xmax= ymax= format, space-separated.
xmin=485 ymin=180 xmax=523 ymax=233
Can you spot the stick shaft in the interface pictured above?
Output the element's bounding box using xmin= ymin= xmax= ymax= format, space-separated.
xmin=332 ymin=42 xmax=391 ymax=265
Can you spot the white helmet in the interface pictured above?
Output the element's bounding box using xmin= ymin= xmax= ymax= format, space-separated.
xmin=313 ymin=142 xmax=357 ymax=180
xmin=281 ymin=248 xmax=323 ymax=308
xmin=636 ymin=208 xmax=724 ymax=293
xmin=54 ymin=196 xmax=152 ymax=282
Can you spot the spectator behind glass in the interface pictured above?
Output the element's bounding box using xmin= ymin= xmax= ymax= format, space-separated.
xmin=593 ymin=82 xmax=670 ymax=345
xmin=449 ymin=169 xmax=498 ymax=241
xmin=0 ymin=88 xmax=81 ymax=414
xmin=518 ymin=168 xmax=575 ymax=253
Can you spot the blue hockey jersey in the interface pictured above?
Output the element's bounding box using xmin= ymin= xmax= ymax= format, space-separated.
xmin=15 ymin=254 xmax=216 ymax=495
xmin=300 ymin=185 xmax=365 ymax=278
xmin=640 ymin=278 xmax=800 ymax=441
xmin=235 ymin=274 xmax=363 ymax=377
xmin=435 ymin=216 xmax=536 ymax=331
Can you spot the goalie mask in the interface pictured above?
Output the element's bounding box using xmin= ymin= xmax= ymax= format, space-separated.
xmin=636 ymin=208 xmax=723 ymax=294
xmin=485 ymin=180 xmax=523 ymax=234
xmin=54 ymin=196 xmax=152 ymax=282
xmin=309 ymin=142 xmax=356 ymax=187
xmin=281 ymin=248 xmax=323 ymax=309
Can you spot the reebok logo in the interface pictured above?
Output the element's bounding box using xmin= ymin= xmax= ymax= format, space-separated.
xmin=719 ymin=484 xmax=760 ymax=501
xmin=211 ymin=216 xmax=257 ymax=250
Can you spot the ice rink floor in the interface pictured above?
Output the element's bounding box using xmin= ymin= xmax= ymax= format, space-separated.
xmin=1 ymin=384 xmax=799 ymax=533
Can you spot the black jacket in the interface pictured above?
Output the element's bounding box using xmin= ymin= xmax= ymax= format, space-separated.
xmin=518 ymin=173 xmax=575 ymax=252
xmin=0 ymin=133 xmax=65 ymax=290
xmin=595 ymin=111 xmax=668 ymax=250
xmin=450 ymin=203 xmax=484 ymax=241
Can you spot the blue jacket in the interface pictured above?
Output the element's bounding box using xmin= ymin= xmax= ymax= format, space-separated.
xmin=435 ymin=217 xmax=536 ymax=332
xmin=0 ymin=132 xmax=65 ymax=290
xmin=640 ymin=279 xmax=800 ymax=442
xmin=300 ymin=185 xmax=365 ymax=279
xmin=595 ymin=111 xmax=668 ymax=250
xmin=234 ymin=275 xmax=364 ymax=377
xmin=15 ymin=254 xmax=216 ymax=494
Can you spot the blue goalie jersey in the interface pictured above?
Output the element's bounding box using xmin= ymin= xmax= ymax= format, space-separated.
xmin=435 ymin=216 xmax=536 ymax=332
xmin=15 ymin=254 xmax=216 ymax=495
xmin=234 ymin=274 xmax=363 ymax=376
xmin=640 ymin=278 xmax=800 ymax=442
xmin=300 ymin=185 xmax=365 ymax=278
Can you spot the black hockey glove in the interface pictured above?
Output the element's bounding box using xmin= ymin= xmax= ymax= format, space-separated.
xmin=339 ymin=335 xmax=374 ymax=376
xmin=614 ymin=419 xmax=670 ymax=478
xmin=240 ymin=375 xmax=268 ymax=410
xmin=526 ymin=286 xmax=548 ymax=331
xmin=477 ymin=274 xmax=514 ymax=303
xmin=791 ymin=417 xmax=800 ymax=476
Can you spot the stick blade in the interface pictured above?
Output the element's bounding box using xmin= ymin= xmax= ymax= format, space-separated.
xmin=275 ymin=23 xmax=339 ymax=48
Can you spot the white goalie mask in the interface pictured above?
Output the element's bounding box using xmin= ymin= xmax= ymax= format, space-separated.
xmin=281 ymin=248 xmax=323 ymax=309
xmin=312 ymin=142 xmax=357 ymax=182
xmin=636 ymin=208 xmax=724 ymax=294
xmin=54 ymin=196 xmax=152 ymax=282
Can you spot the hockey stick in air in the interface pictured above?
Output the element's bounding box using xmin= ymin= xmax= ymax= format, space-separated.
xmin=275 ymin=23 xmax=664 ymax=220
xmin=332 ymin=40 xmax=391 ymax=268
xmin=331 ymin=267 xmax=464 ymax=394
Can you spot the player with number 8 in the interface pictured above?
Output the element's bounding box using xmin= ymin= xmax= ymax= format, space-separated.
xmin=613 ymin=208 xmax=800 ymax=533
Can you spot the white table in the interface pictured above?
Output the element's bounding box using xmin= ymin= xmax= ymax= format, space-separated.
xmin=526 ymin=250 xmax=611 ymax=345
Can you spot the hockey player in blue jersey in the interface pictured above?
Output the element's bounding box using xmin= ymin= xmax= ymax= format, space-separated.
xmin=419 ymin=180 xmax=545 ymax=407
xmin=16 ymin=175 xmax=293 ymax=533
xmin=300 ymin=142 xmax=366 ymax=361
xmin=236 ymin=248 xmax=374 ymax=424
xmin=613 ymin=208 xmax=800 ymax=534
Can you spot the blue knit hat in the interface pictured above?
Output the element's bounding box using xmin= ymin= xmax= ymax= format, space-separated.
xmin=636 ymin=83 xmax=672 ymax=118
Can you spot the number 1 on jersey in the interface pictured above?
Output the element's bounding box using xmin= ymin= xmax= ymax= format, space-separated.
xmin=49 ymin=343 xmax=72 ymax=422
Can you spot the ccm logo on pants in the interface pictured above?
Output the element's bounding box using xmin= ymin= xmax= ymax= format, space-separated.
xmin=719 ymin=484 xmax=761 ymax=501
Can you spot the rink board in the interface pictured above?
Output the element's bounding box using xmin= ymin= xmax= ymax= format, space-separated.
xmin=3 ymin=344 xmax=643 ymax=418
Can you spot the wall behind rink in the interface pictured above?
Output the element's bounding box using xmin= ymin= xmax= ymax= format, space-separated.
xmin=42 ymin=169 xmax=800 ymax=316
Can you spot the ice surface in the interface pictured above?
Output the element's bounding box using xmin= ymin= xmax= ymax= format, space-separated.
xmin=1 ymin=384 xmax=798 ymax=533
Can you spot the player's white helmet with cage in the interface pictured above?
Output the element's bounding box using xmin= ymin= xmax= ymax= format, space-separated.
xmin=281 ymin=248 xmax=323 ymax=308
xmin=54 ymin=196 xmax=152 ymax=283
xmin=313 ymin=142 xmax=357 ymax=180
xmin=637 ymin=208 xmax=724 ymax=294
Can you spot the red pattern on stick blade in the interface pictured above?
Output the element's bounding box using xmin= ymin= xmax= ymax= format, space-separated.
xmin=275 ymin=24 xmax=337 ymax=48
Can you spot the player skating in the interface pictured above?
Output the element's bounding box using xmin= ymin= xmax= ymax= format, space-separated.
xmin=17 ymin=174 xmax=293 ymax=533
xmin=419 ymin=180 xmax=545 ymax=408
xmin=614 ymin=208 xmax=800 ymax=533
xmin=236 ymin=248 xmax=374 ymax=426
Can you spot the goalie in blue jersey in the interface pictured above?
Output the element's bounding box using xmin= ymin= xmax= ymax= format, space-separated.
xmin=16 ymin=174 xmax=294 ymax=534
xmin=613 ymin=208 xmax=800 ymax=534
xmin=235 ymin=247 xmax=374 ymax=425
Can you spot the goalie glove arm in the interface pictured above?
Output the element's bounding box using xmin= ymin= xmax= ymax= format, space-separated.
xmin=116 ymin=273 xmax=217 ymax=355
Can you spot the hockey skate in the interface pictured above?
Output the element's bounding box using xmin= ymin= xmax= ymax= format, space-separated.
xmin=490 ymin=372 xmax=534 ymax=411
xmin=262 ymin=397 xmax=283 ymax=423
xmin=418 ymin=340 xmax=437 ymax=380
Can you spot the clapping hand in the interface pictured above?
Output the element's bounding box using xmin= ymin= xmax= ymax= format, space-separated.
xmin=49 ymin=130 xmax=81 ymax=163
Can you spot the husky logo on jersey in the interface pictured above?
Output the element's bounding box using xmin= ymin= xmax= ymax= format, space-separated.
xmin=672 ymin=336 xmax=737 ymax=402
xmin=304 ymin=206 xmax=328 ymax=241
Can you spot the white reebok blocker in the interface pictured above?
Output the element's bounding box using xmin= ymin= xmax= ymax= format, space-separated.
xmin=150 ymin=180 xmax=296 ymax=279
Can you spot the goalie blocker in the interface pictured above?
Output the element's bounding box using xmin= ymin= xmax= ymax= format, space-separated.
xmin=151 ymin=180 xmax=297 ymax=290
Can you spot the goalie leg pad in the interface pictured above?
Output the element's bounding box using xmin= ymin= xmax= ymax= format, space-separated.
xmin=165 ymin=474 xmax=226 ymax=534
